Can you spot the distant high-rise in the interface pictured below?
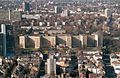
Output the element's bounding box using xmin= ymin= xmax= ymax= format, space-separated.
xmin=61 ymin=10 xmax=70 ymax=17
xmin=47 ymin=55 xmax=56 ymax=76
xmin=54 ymin=6 xmax=63 ymax=14
xmin=105 ymin=8 xmax=112 ymax=18
xmin=0 ymin=10 xmax=22 ymax=21
xmin=104 ymin=8 xmax=113 ymax=27
xmin=0 ymin=24 xmax=6 ymax=56
xmin=0 ymin=24 xmax=14 ymax=57
xmin=35 ymin=0 xmax=38 ymax=13
xmin=22 ymin=1 xmax=30 ymax=12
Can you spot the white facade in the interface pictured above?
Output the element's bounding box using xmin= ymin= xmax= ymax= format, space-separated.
xmin=54 ymin=6 xmax=57 ymax=14
xmin=1 ymin=24 xmax=6 ymax=34
xmin=105 ymin=8 xmax=112 ymax=17
xmin=94 ymin=34 xmax=99 ymax=47
xmin=29 ymin=36 xmax=40 ymax=48
xmin=61 ymin=10 xmax=69 ymax=17
xmin=19 ymin=36 xmax=25 ymax=48
xmin=47 ymin=57 xmax=56 ymax=76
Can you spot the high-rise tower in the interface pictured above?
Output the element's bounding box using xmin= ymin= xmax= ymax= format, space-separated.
xmin=105 ymin=8 xmax=112 ymax=18
xmin=22 ymin=1 xmax=30 ymax=12
xmin=47 ymin=55 xmax=56 ymax=76
xmin=0 ymin=24 xmax=14 ymax=57
xmin=0 ymin=24 xmax=6 ymax=56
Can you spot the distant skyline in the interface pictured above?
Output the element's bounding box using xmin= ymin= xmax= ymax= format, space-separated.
xmin=52 ymin=0 xmax=119 ymax=2
xmin=9 ymin=0 xmax=117 ymax=1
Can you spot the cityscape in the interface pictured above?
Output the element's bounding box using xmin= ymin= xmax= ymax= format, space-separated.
xmin=0 ymin=0 xmax=120 ymax=78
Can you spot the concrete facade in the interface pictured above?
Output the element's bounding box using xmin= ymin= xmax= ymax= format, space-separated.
xmin=57 ymin=35 xmax=72 ymax=48
xmin=47 ymin=57 xmax=56 ymax=76
xmin=41 ymin=36 xmax=56 ymax=48
xmin=28 ymin=36 xmax=40 ymax=48
xmin=19 ymin=36 xmax=40 ymax=49
xmin=19 ymin=36 xmax=25 ymax=48
xmin=19 ymin=34 xmax=103 ymax=49
xmin=0 ymin=10 xmax=21 ymax=21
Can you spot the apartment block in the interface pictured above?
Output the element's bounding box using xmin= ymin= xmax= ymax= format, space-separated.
xmin=19 ymin=36 xmax=25 ymax=48
xmin=57 ymin=35 xmax=72 ymax=48
xmin=19 ymin=36 xmax=40 ymax=49
xmin=0 ymin=24 xmax=15 ymax=56
xmin=41 ymin=36 xmax=56 ymax=48
xmin=19 ymin=34 xmax=103 ymax=49
xmin=72 ymin=35 xmax=84 ymax=48
xmin=0 ymin=10 xmax=21 ymax=21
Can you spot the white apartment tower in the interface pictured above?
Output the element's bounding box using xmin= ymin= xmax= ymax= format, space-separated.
xmin=47 ymin=55 xmax=56 ymax=76
xmin=105 ymin=8 xmax=112 ymax=18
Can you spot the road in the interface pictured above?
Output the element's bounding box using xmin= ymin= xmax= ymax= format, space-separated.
xmin=102 ymin=51 xmax=116 ymax=78
xmin=37 ymin=60 xmax=45 ymax=78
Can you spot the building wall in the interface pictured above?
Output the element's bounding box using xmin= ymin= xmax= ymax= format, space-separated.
xmin=72 ymin=36 xmax=81 ymax=48
xmin=19 ymin=36 xmax=40 ymax=49
xmin=57 ymin=35 xmax=67 ymax=45
xmin=0 ymin=24 xmax=6 ymax=56
xmin=11 ymin=11 xmax=22 ymax=21
xmin=54 ymin=6 xmax=63 ymax=14
xmin=23 ymin=2 xmax=30 ymax=12
xmin=97 ymin=32 xmax=103 ymax=48
xmin=83 ymin=35 xmax=87 ymax=48
xmin=47 ymin=29 xmax=66 ymax=35
xmin=79 ymin=35 xmax=84 ymax=48
xmin=66 ymin=35 xmax=72 ymax=48
xmin=57 ymin=35 xmax=72 ymax=48
xmin=87 ymin=35 xmax=96 ymax=47
xmin=0 ymin=10 xmax=21 ymax=21
xmin=0 ymin=34 xmax=4 ymax=56
xmin=0 ymin=10 xmax=9 ymax=21
xmin=29 ymin=36 xmax=40 ymax=48
xmin=94 ymin=34 xmax=99 ymax=47
xmin=19 ymin=36 xmax=25 ymax=48
xmin=42 ymin=36 xmax=56 ymax=48
xmin=105 ymin=8 xmax=112 ymax=18
xmin=61 ymin=10 xmax=69 ymax=17
xmin=47 ymin=58 xmax=56 ymax=75
xmin=19 ymin=34 xmax=103 ymax=49
xmin=0 ymin=24 xmax=15 ymax=57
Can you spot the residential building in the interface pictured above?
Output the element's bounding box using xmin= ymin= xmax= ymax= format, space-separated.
xmin=57 ymin=35 xmax=72 ymax=48
xmin=22 ymin=1 xmax=30 ymax=12
xmin=41 ymin=36 xmax=56 ymax=48
xmin=19 ymin=36 xmax=40 ymax=49
xmin=47 ymin=55 xmax=56 ymax=76
xmin=0 ymin=24 xmax=6 ymax=56
xmin=105 ymin=8 xmax=112 ymax=18
xmin=19 ymin=33 xmax=103 ymax=49
xmin=0 ymin=10 xmax=21 ymax=21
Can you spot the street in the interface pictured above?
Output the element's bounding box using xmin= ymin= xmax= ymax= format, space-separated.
xmin=37 ymin=60 xmax=45 ymax=78
xmin=102 ymin=51 xmax=116 ymax=78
